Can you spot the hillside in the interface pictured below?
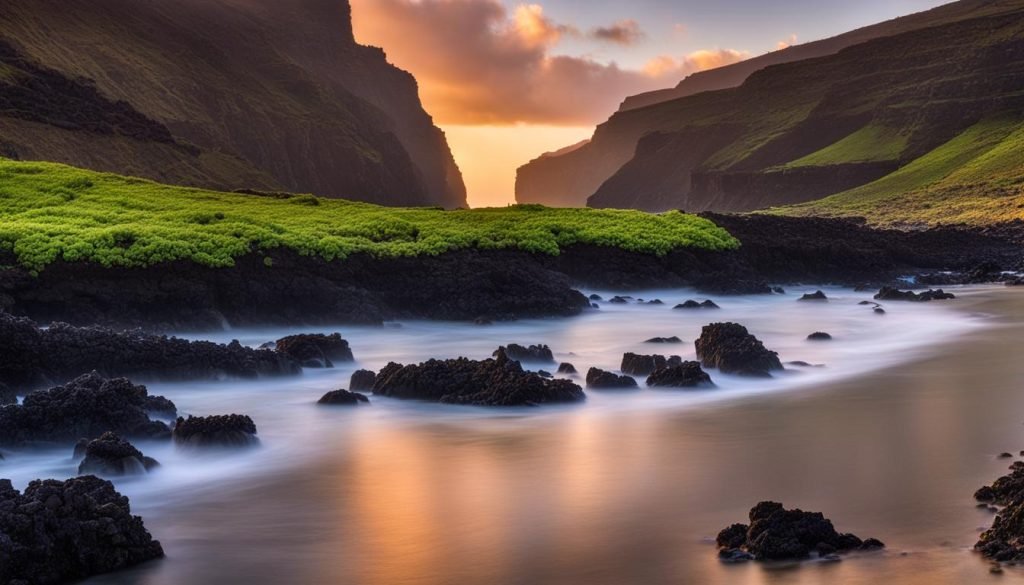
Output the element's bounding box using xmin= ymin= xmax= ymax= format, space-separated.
xmin=516 ymin=0 xmax=1024 ymax=210
xmin=0 ymin=0 xmax=466 ymax=208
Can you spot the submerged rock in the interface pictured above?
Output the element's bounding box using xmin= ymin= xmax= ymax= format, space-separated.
xmin=646 ymin=362 xmax=713 ymax=388
xmin=716 ymin=501 xmax=884 ymax=561
xmin=807 ymin=332 xmax=833 ymax=341
xmin=798 ymin=290 xmax=828 ymax=301
xmin=494 ymin=344 xmax=555 ymax=363
xmin=0 ymin=476 xmax=164 ymax=584
xmin=695 ymin=323 xmax=783 ymax=377
xmin=645 ymin=336 xmax=683 ymax=344
xmin=874 ymin=287 xmax=955 ymax=302
xmin=78 ymin=432 xmax=159 ymax=476
xmin=275 ymin=333 xmax=353 ymax=368
xmin=0 ymin=372 xmax=174 ymax=446
xmin=172 ymin=414 xmax=259 ymax=448
xmin=585 ymin=368 xmax=638 ymax=389
xmin=373 ymin=350 xmax=584 ymax=406
xmin=318 ymin=389 xmax=370 ymax=406
xmin=349 ymin=369 xmax=377 ymax=392
xmin=557 ymin=362 xmax=578 ymax=375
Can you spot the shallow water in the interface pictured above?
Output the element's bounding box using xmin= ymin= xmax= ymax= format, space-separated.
xmin=6 ymin=285 xmax=1024 ymax=584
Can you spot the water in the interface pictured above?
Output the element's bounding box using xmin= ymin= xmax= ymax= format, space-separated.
xmin=4 ymin=285 xmax=1023 ymax=584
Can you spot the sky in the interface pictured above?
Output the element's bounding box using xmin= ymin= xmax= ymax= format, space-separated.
xmin=350 ymin=0 xmax=949 ymax=207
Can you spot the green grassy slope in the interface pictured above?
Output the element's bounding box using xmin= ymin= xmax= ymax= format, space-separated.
xmin=0 ymin=159 xmax=738 ymax=273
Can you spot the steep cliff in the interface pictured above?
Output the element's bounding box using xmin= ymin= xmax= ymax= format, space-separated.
xmin=0 ymin=0 xmax=466 ymax=207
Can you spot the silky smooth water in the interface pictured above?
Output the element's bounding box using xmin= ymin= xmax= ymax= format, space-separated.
xmin=5 ymin=285 xmax=1023 ymax=584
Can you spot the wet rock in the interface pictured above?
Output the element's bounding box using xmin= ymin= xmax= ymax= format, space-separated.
xmin=715 ymin=501 xmax=884 ymax=561
xmin=609 ymin=296 xmax=630 ymax=304
xmin=798 ymin=290 xmax=828 ymax=301
xmin=585 ymin=368 xmax=638 ymax=389
xmin=0 ymin=372 xmax=173 ymax=446
xmin=317 ymin=389 xmax=370 ymax=406
xmin=0 ymin=476 xmax=163 ymax=584
xmin=621 ymin=353 xmax=672 ymax=376
xmin=874 ymin=307 xmax=886 ymax=314
xmin=645 ymin=336 xmax=683 ymax=344
xmin=645 ymin=299 xmax=664 ymax=305
xmin=807 ymin=332 xmax=832 ymax=341
xmin=172 ymin=414 xmax=259 ymax=448
xmin=275 ymin=333 xmax=353 ymax=368
xmin=349 ymin=369 xmax=377 ymax=392
xmin=695 ymin=323 xmax=783 ymax=377
xmin=674 ymin=299 xmax=720 ymax=310
xmin=874 ymin=287 xmax=955 ymax=302
xmin=589 ymin=294 xmax=603 ymax=301
xmin=373 ymin=350 xmax=585 ymax=406
xmin=974 ymin=459 xmax=1024 ymax=560
xmin=557 ymin=362 xmax=578 ymax=375
xmin=78 ymin=432 xmax=159 ymax=476
xmin=0 ymin=382 xmax=14 ymax=406
xmin=646 ymin=362 xmax=713 ymax=388
xmin=494 ymin=344 xmax=555 ymax=363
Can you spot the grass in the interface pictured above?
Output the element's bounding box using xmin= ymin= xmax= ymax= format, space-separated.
xmin=782 ymin=124 xmax=908 ymax=168
xmin=0 ymin=159 xmax=739 ymax=272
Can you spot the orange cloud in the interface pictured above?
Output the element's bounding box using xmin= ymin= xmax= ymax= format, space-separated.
xmin=350 ymin=0 xmax=748 ymax=126
xmin=777 ymin=33 xmax=799 ymax=50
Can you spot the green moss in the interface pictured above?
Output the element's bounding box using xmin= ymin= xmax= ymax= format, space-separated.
xmin=0 ymin=159 xmax=739 ymax=271
xmin=783 ymin=124 xmax=909 ymax=168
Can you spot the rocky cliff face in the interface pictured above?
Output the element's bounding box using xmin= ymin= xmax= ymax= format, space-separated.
xmin=0 ymin=0 xmax=466 ymax=207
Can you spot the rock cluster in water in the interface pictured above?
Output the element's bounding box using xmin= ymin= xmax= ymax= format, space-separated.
xmin=172 ymin=414 xmax=259 ymax=448
xmin=874 ymin=287 xmax=955 ymax=302
xmin=349 ymin=369 xmax=377 ymax=391
xmin=373 ymin=349 xmax=584 ymax=406
xmin=493 ymin=344 xmax=555 ymax=363
xmin=695 ymin=323 xmax=783 ymax=377
xmin=674 ymin=300 xmax=720 ymax=310
xmin=77 ymin=432 xmax=160 ymax=476
xmin=274 ymin=333 xmax=353 ymax=368
xmin=975 ymin=461 xmax=1024 ymax=560
xmin=645 ymin=362 xmax=713 ymax=388
xmin=716 ymin=501 xmax=884 ymax=562
xmin=585 ymin=368 xmax=638 ymax=389
xmin=798 ymin=290 xmax=828 ymax=301
xmin=318 ymin=389 xmax=370 ymax=406
xmin=621 ymin=353 xmax=682 ymax=376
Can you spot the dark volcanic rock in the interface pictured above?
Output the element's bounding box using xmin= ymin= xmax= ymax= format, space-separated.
xmin=621 ymin=353 xmax=672 ymax=376
xmin=275 ymin=333 xmax=353 ymax=368
xmin=0 ymin=476 xmax=163 ymax=584
xmin=716 ymin=501 xmax=884 ymax=561
xmin=78 ymin=432 xmax=159 ymax=476
xmin=557 ymin=362 xmax=578 ymax=375
xmin=0 ymin=372 xmax=173 ymax=446
xmin=646 ymin=362 xmax=713 ymax=388
xmin=172 ymin=414 xmax=259 ymax=448
xmin=645 ymin=336 xmax=683 ymax=344
xmin=585 ymin=368 xmax=638 ymax=389
xmin=807 ymin=332 xmax=833 ymax=341
xmin=0 ymin=311 xmax=299 ymax=388
xmin=695 ymin=323 xmax=783 ymax=377
xmin=608 ymin=296 xmax=630 ymax=304
xmin=317 ymin=389 xmax=370 ymax=406
xmin=975 ymin=461 xmax=1024 ymax=560
xmin=798 ymin=290 xmax=828 ymax=301
xmin=674 ymin=299 xmax=720 ymax=310
xmin=0 ymin=382 xmax=14 ymax=406
xmin=874 ymin=287 xmax=956 ymax=302
xmin=373 ymin=350 xmax=584 ymax=406
xmin=349 ymin=369 xmax=377 ymax=392
xmin=494 ymin=344 xmax=555 ymax=363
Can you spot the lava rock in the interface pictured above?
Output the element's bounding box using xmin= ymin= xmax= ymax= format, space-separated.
xmin=798 ymin=290 xmax=828 ymax=301
xmin=974 ymin=458 xmax=1024 ymax=561
xmin=807 ymin=332 xmax=833 ymax=341
xmin=557 ymin=362 xmax=578 ymax=375
xmin=621 ymin=353 xmax=676 ymax=376
xmin=494 ymin=343 xmax=555 ymax=363
xmin=349 ymin=369 xmax=377 ymax=392
xmin=646 ymin=362 xmax=713 ymax=388
xmin=645 ymin=336 xmax=683 ymax=344
xmin=715 ymin=501 xmax=884 ymax=561
xmin=275 ymin=333 xmax=354 ymax=368
xmin=0 ymin=372 xmax=174 ymax=446
xmin=0 ymin=476 xmax=164 ymax=584
xmin=78 ymin=432 xmax=159 ymax=476
xmin=585 ymin=368 xmax=638 ymax=389
xmin=695 ymin=323 xmax=783 ymax=377
xmin=172 ymin=414 xmax=259 ymax=448
xmin=373 ymin=349 xmax=584 ymax=406
xmin=317 ymin=389 xmax=370 ymax=406
xmin=874 ymin=287 xmax=956 ymax=302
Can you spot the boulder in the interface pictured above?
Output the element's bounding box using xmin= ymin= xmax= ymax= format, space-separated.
xmin=674 ymin=300 xmax=720 ymax=310
xmin=608 ymin=296 xmax=630 ymax=304
xmin=645 ymin=336 xmax=683 ymax=344
xmin=0 ymin=476 xmax=164 ymax=584
xmin=557 ymin=362 xmax=578 ymax=375
xmin=77 ymin=432 xmax=159 ymax=476
xmin=349 ymin=369 xmax=377 ymax=392
xmin=975 ymin=462 xmax=1024 ymax=560
xmin=874 ymin=286 xmax=955 ymax=302
xmin=798 ymin=290 xmax=828 ymax=301
xmin=621 ymin=353 xmax=668 ymax=376
xmin=494 ymin=344 xmax=555 ymax=363
xmin=807 ymin=332 xmax=833 ymax=341
xmin=646 ymin=362 xmax=713 ymax=388
xmin=275 ymin=333 xmax=353 ymax=368
xmin=172 ymin=414 xmax=259 ymax=448
xmin=716 ymin=501 xmax=884 ymax=561
xmin=585 ymin=368 xmax=638 ymax=389
xmin=695 ymin=323 xmax=783 ymax=377
xmin=373 ymin=350 xmax=584 ymax=406
xmin=0 ymin=372 xmax=174 ymax=446
xmin=589 ymin=294 xmax=604 ymax=301
xmin=317 ymin=389 xmax=369 ymax=406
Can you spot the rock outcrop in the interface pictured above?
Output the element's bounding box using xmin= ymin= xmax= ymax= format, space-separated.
xmin=621 ymin=353 xmax=682 ymax=377
xmin=275 ymin=333 xmax=354 ymax=368
xmin=77 ymin=432 xmax=159 ymax=476
xmin=350 ymin=369 xmax=378 ymax=392
xmin=172 ymin=415 xmax=259 ymax=448
xmin=874 ymin=287 xmax=956 ymax=302
xmin=646 ymin=362 xmax=713 ymax=388
xmin=318 ymin=389 xmax=370 ymax=406
xmin=695 ymin=323 xmax=783 ymax=377
xmin=585 ymin=368 xmax=638 ymax=389
xmin=494 ymin=344 xmax=556 ymax=364
xmin=976 ymin=461 xmax=1024 ymax=560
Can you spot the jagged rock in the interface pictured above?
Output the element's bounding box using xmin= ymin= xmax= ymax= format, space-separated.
xmin=646 ymin=362 xmax=713 ymax=388
xmin=317 ymin=389 xmax=369 ymax=406
xmin=172 ymin=414 xmax=259 ymax=448
xmin=695 ymin=323 xmax=783 ymax=377
xmin=798 ymin=290 xmax=828 ymax=301
xmin=557 ymin=362 xmax=578 ymax=375
xmin=494 ymin=344 xmax=555 ymax=363
xmin=621 ymin=353 xmax=671 ymax=376
xmin=274 ymin=333 xmax=353 ymax=368
xmin=0 ymin=476 xmax=163 ymax=584
xmin=349 ymin=369 xmax=377 ymax=392
xmin=645 ymin=336 xmax=683 ymax=344
xmin=716 ymin=501 xmax=884 ymax=561
xmin=78 ymin=432 xmax=159 ymax=476
xmin=674 ymin=299 xmax=720 ymax=310
xmin=974 ymin=460 xmax=1024 ymax=561
xmin=874 ymin=287 xmax=955 ymax=302
xmin=585 ymin=368 xmax=638 ymax=389
xmin=807 ymin=332 xmax=832 ymax=341
xmin=0 ymin=372 xmax=173 ymax=446
xmin=373 ymin=350 xmax=584 ymax=406
xmin=645 ymin=299 xmax=664 ymax=305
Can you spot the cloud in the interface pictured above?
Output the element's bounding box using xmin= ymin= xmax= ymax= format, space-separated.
xmin=776 ymin=33 xmax=798 ymax=50
xmin=590 ymin=19 xmax=645 ymax=45
xmin=350 ymin=0 xmax=749 ymax=126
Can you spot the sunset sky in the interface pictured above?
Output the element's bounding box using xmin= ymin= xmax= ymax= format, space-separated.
xmin=350 ymin=0 xmax=948 ymax=207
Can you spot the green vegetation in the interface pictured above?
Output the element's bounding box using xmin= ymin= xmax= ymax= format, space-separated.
xmin=783 ymin=124 xmax=908 ymax=168
xmin=775 ymin=117 xmax=1024 ymax=226
xmin=0 ymin=159 xmax=738 ymax=272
